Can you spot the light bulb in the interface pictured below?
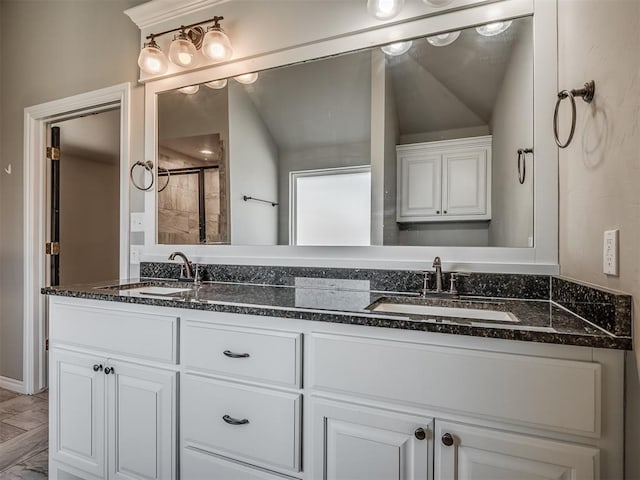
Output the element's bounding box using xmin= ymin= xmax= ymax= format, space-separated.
xmin=367 ymin=0 xmax=404 ymax=20
xmin=422 ymin=0 xmax=453 ymax=6
xmin=476 ymin=20 xmax=512 ymax=37
xmin=380 ymin=40 xmax=412 ymax=56
xmin=205 ymin=79 xmax=228 ymax=89
xmin=137 ymin=40 xmax=169 ymax=75
xmin=168 ymin=32 xmax=199 ymax=68
xmin=178 ymin=85 xmax=200 ymax=95
xmin=234 ymin=72 xmax=259 ymax=85
xmin=426 ymin=31 xmax=460 ymax=47
xmin=202 ymin=26 xmax=233 ymax=62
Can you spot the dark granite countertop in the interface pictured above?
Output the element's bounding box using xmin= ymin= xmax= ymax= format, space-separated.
xmin=41 ymin=277 xmax=632 ymax=350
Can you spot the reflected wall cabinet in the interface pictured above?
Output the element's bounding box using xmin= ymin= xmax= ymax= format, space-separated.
xmin=397 ymin=136 xmax=492 ymax=223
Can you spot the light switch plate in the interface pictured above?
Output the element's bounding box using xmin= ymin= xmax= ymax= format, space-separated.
xmin=130 ymin=213 xmax=145 ymax=232
xmin=603 ymin=229 xmax=619 ymax=276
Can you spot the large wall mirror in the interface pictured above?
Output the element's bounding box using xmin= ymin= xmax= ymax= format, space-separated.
xmin=156 ymin=16 xmax=534 ymax=249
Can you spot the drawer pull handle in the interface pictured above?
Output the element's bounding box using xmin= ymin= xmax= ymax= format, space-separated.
xmin=223 ymin=415 xmax=249 ymax=426
xmin=223 ymin=350 xmax=250 ymax=359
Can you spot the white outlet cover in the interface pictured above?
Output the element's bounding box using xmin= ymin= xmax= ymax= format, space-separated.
xmin=603 ymin=229 xmax=619 ymax=276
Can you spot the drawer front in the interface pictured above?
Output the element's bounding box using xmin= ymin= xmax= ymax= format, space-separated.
xmin=182 ymin=375 xmax=301 ymax=472
xmin=183 ymin=321 xmax=301 ymax=387
xmin=50 ymin=302 xmax=178 ymax=363
xmin=311 ymin=333 xmax=601 ymax=437
xmin=182 ymin=448 xmax=296 ymax=480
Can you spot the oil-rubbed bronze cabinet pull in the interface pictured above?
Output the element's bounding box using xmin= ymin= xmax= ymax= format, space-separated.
xmin=104 ymin=367 xmax=115 ymax=375
xmin=93 ymin=364 xmax=103 ymax=372
xmin=223 ymin=350 xmax=250 ymax=359
xmin=414 ymin=428 xmax=427 ymax=440
xmin=442 ymin=432 xmax=454 ymax=446
xmin=222 ymin=415 xmax=249 ymax=425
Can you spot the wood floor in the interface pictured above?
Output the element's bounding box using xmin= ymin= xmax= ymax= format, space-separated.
xmin=0 ymin=388 xmax=48 ymax=479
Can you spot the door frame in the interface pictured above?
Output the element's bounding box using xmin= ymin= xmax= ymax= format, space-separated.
xmin=23 ymin=83 xmax=131 ymax=394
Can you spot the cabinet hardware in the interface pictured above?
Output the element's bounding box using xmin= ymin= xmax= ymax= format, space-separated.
xmin=442 ymin=432 xmax=454 ymax=446
xmin=436 ymin=210 xmax=440 ymax=214
xmin=222 ymin=414 xmax=250 ymax=425
xmin=443 ymin=210 xmax=447 ymax=214
xmin=93 ymin=364 xmax=103 ymax=372
xmin=45 ymin=242 xmax=60 ymax=255
xmin=46 ymin=146 xmax=60 ymax=160
xmin=104 ymin=367 xmax=115 ymax=375
xmin=414 ymin=428 xmax=427 ymax=440
xmin=223 ymin=350 xmax=250 ymax=359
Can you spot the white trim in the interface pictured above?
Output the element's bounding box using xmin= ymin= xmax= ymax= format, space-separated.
xmin=0 ymin=376 xmax=26 ymax=394
xmin=141 ymin=0 xmax=558 ymax=274
xmin=23 ymin=83 xmax=131 ymax=394
xmin=125 ymin=0 xmax=232 ymax=30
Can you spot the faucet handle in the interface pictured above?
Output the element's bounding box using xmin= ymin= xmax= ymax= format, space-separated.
xmin=449 ymin=272 xmax=470 ymax=295
xmin=193 ymin=264 xmax=202 ymax=285
xmin=419 ymin=271 xmax=432 ymax=296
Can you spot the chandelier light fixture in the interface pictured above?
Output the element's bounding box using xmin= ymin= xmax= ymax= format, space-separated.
xmin=137 ymin=16 xmax=233 ymax=75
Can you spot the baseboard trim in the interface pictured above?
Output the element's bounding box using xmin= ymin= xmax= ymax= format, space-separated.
xmin=0 ymin=375 xmax=26 ymax=394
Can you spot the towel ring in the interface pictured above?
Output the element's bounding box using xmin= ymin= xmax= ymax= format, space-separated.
xmin=157 ymin=167 xmax=170 ymax=193
xmin=130 ymin=160 xmax=155 ymax=191
xmin=553 ymin=80 xmax=595 ymax=149
xmin=517 ymin=148 xmax=533 ymax=184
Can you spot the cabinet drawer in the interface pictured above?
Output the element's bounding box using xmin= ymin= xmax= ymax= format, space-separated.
xmin=182 ymin=448 xmax=296 ymax=480
xmin=311 ymin=333 xmax=601 ymax=437
xmin=50 ymin=302 xmax=178 ymax=363
xmin=183 ymin=321 xmax=302 ymax=387
xmin=182 ymin=375 xmax=301 ymax=472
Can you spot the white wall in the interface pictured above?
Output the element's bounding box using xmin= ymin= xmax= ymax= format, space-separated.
xmin=489 ymin=18 xmax=534 ymax=247
xmin=0 ymin=0 xmax=146 ymax=381
xmin=228 ymin=82 xmax=279 ymax=245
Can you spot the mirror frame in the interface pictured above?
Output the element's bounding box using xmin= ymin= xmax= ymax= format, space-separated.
xmin=141 ymin=0 xmax=558 ymax=274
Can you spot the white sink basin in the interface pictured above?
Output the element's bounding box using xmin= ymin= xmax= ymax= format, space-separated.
xmin=371 ymin=303 xmax=518 ymax=322
xmin=127 ymin=286 xmax=192 ymax=296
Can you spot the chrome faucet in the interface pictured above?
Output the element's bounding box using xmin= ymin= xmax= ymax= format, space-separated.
xmin=432 ymin=256 xmax=444 ymax=293
xmin=168 ymin=251 xmax=194 ymax=279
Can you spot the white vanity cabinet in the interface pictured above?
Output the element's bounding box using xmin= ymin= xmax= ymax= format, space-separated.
xmin=397 ymin=136 xmax=491 ymax=223
xmin=48 ymin=300 xmax=178 ymax=480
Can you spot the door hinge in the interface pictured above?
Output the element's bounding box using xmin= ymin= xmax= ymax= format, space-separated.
xmin=45 ymin=339 xmax=49 ymax=351
xmin=45 ymin=242 xmax=60 ymax=255
xmin=46 ymin=147 xmax=60 ymax=160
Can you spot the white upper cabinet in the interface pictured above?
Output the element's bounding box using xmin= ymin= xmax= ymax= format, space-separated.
xmin=397 ymin=136 xmax=491 ymax=223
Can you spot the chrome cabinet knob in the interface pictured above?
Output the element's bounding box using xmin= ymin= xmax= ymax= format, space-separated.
xmin=414 ymin=428 xmax=426 ymax=440
xmin=442 ymin=432 xmax=454 ymax=446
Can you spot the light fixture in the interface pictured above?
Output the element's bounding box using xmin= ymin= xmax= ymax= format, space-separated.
xmin=178 ymin=85 xmax=200 ymax=95
xmin=426 ymin=31 xmax=460 ymax=47
xmin=205 ymin=79 xmax=228 ymax=89
xmin=137 ymin=16 xmax=232 ymax=74
xmin=381 ymin=41 xmax=412 ymax=56
xmin=137 ymin=37 xmax=169 ymax=75
xmin=422 ymin=0 xmax=453 ymax=6
xmin=476 ymin=20 xmax=512 ymax=36
xmin=200 ymin=149 xmax=214 ymax=155
xmin=234 ymin=72 xmax=259 ymax=85
xmin=202 ymin=17 xmax=233 ymax=62
xmin=168 ymin=29 xmax=199 ymax=68
xmin=367 ymin=0 xmax=404 ymax=20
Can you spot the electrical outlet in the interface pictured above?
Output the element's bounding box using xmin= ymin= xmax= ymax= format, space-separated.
xmin=130 ymin=213 xmax=145 ymax=232
xmin=603 ymin=229 xmax=619 ymax=276
xmin=130 ymin=246 xmax=143 ymax=265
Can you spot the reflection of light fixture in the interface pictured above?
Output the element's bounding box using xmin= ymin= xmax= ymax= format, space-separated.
xmin=168 ymin=29 xmax=199 ymax=68
xmin=178 ymin=85 xmax=200 ymax=95
xmin=137 ymin=16 xmax=232 ymax=75
xmin=422 ymin=0 xmax=453 ymax=6
xmin=381 ymin=41 xmax=412 ymax=56
xmin=137 ymin=37 xmax=169 ymax=75
xmin=234 ymin=72 xmax=259 ymax=84
xmin=202 ymin=18 xmax=233 ymax=61
xmin=205 ymin=79 xmax=228 ymax=89
xmin=367 ymin=0 xmax=404 ymax=20
xmin=426 ymin=31 xmax=460 ymax=47
xmin=476 ymin=21 xmax=512 ymax=36
xmin=200 ymin=149 xmax=214 ymax=155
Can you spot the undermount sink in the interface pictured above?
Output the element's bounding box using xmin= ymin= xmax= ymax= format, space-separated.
xmin=370 ymin=302 xmax=518 ymax=323
xmin=126 ymin=286 xmax=192 ymax=296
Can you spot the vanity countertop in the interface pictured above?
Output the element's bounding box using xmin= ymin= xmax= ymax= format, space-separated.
xmin=42 ymin=278 xmax=632 ymax=350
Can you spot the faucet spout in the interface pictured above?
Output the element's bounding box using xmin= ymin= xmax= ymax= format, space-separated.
xmin=432 ymin=256 xmax=443 ymax=293
xmin=168 ymin=251 xmax=194 ymax=279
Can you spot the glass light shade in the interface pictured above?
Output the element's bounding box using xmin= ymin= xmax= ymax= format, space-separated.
xmin=426 ymin=31 xmax=461 ymax=47
xmin=234 ymin=72 xmax=259 ymax=85
xmin=367 ymin=0 xmax=404 ymax=20
xmin=202 ymin=27 xmax=233 ymax=62
xmin=476 ymin=21 xmax=513 ymax=37
xmin=168 ymin=35 xmax=199 ymax=68
xmin=137 ymin=43 xmax=169 ymax=75
xmin=178 ymin=85 xmax=200 ymax=95
xmin=422 ymin=0 xmax=453 ymax=6
xmin=381 ymin=41 xmax=413 ymax=56
xmin=205 ymin=79 xmax=228 ymax=89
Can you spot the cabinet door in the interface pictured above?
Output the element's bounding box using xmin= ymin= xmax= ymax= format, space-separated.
xmin=313 ymin=399 xmax=433 ymax=480
xmin=50 ymin=350 xmax=107 ymax=479
xmin=397 ymin=153 xmax=442 ymax=221
xmin=441 ymin=149 xmax=488 ymax=218
xmin=107 ymin=361 xmax=177 ymax=480
xmin=435 ymin=420 xmax=599 ymax=480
